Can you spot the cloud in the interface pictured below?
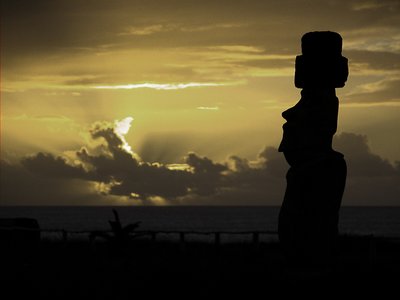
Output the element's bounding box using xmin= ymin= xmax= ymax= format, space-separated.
xmin=347 ymin=50 xmax=400 ymax=71
xmin=345 ymin=77 xmax=400 ymax=103
xmin=2 ymin=115 xmax=399 ymax=206
xmin=333 ymin=132 xmax=400 ymax=206
xmin=3 ymin=0 xmax=399 ymax=106
xmin=15 ymin=118 xmax=230 ymax=202
xmin=6 ymin=117 xmax=282 ymax=204
xmin=22 ymin=152 xmax=88 ymax=179
xmin=119 ymin=23 xmax=243 ymax=36
xmin=196 ymin=106 xmax=219 ymax=110
xmin=184 ymin=153 xmax=228 ymax=196
xmin=350 ymin=0 xmax=399 ymax=12
xmin=334 ymin=132 xmax=399 ymax=176
xmin=93 ymin=82 xmax=228 ymax=90
xmin=4 ymin=0 xmax=399 ymax=61
xmin=0 ymin=160 xmax=114 ymax=206
xmin=119 ymin=24 xmax=171 ymax=36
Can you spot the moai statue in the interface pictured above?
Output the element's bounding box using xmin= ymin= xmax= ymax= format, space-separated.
xmin=278 ymin=31 xmax=348 ymax=267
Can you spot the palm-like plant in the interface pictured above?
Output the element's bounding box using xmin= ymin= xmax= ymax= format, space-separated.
xmin=90 ymin=209 xmax=141 ymax=247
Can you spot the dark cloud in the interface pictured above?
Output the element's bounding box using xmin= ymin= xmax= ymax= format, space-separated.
xmin=2 ymin=116 xmax=399 ymax=205
xmin=3 ymin=118 xmax=282 ymax=204
xmin=22 ymin=152 xmax=87 ymax=179
xmin=0 ymin=160 xmax=105 ymax=205
xmin=191 ymin=148 xmax=288 ymax=205
xmin=258 ymin=146 xmax=289 ymax=177
xmin=15 ymin=120 xmax=230 ymax=202
xmin=222 ymin=147 xmax=287 ymax=190
xmin=185 ymin=153 xmax=227 ymax=196
xmin=333 ymin=132 xmax=400 ymax=205
xmin=186 ymin=153 xmax=226 ymax=174
xmin=334 ymin=132 xmax=399 ymax=176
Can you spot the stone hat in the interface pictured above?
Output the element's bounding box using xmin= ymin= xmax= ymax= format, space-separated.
xmin=301 ymin=31 xmax=343 ymax=57
xmin=295 ymin=31 xmax=348 ymax=88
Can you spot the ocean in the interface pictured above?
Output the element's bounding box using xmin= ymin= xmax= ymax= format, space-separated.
xmin=1 ymin=206 xmax=400 ymax=241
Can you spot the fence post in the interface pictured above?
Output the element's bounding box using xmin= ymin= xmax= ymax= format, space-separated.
xmin=151 ymin=232 xmax=157 ymax=243
xmin=62 ymin=230 xmax=68 ymax=245
xmin=214 ymin=232 xmax=221 ymax=255
xmin=214 ymin=232 xmax=221 ymax=246
xmin=180 ymin=232 xmax=186 ymax=253
xmin=368 ymin=235 xmax=376 ymax=267
xmin=252 ymin=232 xmax=260 ymax=253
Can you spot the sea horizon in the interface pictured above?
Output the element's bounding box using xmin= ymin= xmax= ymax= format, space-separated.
xmin=1 ymin=205 xmax=400 ymax=239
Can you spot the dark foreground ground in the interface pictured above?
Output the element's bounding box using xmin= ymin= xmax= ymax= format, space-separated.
xmin=1 ymin=235 xmax=400 ymax=298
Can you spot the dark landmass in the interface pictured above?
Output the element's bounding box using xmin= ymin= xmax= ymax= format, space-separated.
xmin=1 ymin=234 xmax=399 ymax=298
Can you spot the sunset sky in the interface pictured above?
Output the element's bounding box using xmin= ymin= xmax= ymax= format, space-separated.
xmin=1 ymin=0 xmax=399 ymax=206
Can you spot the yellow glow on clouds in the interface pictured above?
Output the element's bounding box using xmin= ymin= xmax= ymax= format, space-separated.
xmin=114 ymin=117 xmax=134 ymax=155
xmin=196 ymin=106 xmax=219 ymax=110
xmin=94 ymin=82 xmax=226 ymax=90
xmin=115 ymin=117 xmax=193 ymax=173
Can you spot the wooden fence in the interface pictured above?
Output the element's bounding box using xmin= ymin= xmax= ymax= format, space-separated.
xmin=2 ymin=227 xmax=400 ymax=263
xmin=42 ymin=229 xmax=279 ymax=247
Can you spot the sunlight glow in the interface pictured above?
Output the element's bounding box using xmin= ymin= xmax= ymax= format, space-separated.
xmin=93 ymin=82 xmax=225 ymax=90
xmin=114 ymin=117 xmax=134 ymax=154
xmin=196 ymin=106 xmax=219 ymax=110
xmin=166 ymin=163 xmax=192 ymax=171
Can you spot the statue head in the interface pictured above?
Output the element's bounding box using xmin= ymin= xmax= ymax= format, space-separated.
xmin=294 ymin=31 xmax=348 ymax=89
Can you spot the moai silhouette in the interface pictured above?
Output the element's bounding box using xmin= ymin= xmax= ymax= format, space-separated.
xmin=278 ymin=31 xmax=348 ymax=267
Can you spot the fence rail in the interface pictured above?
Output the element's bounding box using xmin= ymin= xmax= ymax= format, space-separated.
xmin=45 ymin=229 xmax=279 ymax=246
xmin=1 ymin=227 xmax=278 ymax=246
xmin=2 ymin=226 xmax=400 ymax=245
xmin=2 ymin=227 xmax=400 ymax=263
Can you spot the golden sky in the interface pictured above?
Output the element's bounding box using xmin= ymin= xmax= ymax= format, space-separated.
xmin=1 ymin=0 xmax=399 ymax=205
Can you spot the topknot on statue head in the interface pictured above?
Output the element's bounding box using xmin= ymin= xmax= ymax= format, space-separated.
xmin=295 ymin=31 xmax=348 ymax=89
